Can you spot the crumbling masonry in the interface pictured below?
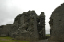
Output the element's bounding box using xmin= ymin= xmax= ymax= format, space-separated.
xmin=49 ymin=3 xmax=64 ymax=42
xmin=1 ymin=3 xmax=64 ymax=42
xmin=0 ymin=11 xmax=45 ymax=41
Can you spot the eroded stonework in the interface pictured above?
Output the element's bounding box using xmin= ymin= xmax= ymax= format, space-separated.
xmin=0 ymin=11 xmax=45 ymax=41
xmin=0 ymin=24 xmax=13 ymax=36
xmin=49 ymin=3 xmax=64 ymax=42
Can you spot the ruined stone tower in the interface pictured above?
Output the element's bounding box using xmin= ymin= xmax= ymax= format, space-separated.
xmin=11 ymin=11 xmax=45 ymax=40
xmin=0 ymin=10 xmax=45 ymax=41
xmin=10 ymin=11 xmax=45 ymax=40
xmin=49 ymin=3 xmax=64 ymax=42
xmin=37 ymin=12 xmax=45 ymax=39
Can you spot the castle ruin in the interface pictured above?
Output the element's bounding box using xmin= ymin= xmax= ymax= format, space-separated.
xmin=0 ymin=11 xmax=45 ymax=41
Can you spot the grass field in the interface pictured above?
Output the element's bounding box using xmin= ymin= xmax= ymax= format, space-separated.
xmin=0 ymin=36 xmax=29 ymax=42
xmin=0 ymin=34 xmax=50 ymax=42
xmin=46 ymin=34 xmax=50 ymax=36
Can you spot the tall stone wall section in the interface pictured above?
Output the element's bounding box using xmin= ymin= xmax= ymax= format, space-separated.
xmin=40 ymin=12 xmax=45 ymax=39
xmin=49 ymin=3 xmax=64 ymax=42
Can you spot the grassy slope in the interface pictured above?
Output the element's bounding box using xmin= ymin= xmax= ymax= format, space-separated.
xmin=0 ymin=36 xmax=29 ymax=42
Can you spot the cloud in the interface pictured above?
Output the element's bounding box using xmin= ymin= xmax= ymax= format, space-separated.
xmin=0 ymin=0 xmax=64 ymax=34
xmin=0 ymin=18 xmax=14 ymax=25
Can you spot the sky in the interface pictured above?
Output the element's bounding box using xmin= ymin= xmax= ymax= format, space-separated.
xmin=0 ymin=0 xmax=64 ymax=34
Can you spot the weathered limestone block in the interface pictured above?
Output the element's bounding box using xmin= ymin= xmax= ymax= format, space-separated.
xmin=49 ymin=3 xmax=64 ymax=42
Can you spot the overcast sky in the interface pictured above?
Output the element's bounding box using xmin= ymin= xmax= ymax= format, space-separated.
xmin=0 ymin=0 xmax=64 ymax=34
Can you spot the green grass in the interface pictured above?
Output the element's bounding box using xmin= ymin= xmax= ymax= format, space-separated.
xmin=0 ymin=34 xmax=50 ymax=42
xmin=46 ymin=34 xmax=50 ymax=36
xmin=0 ymin=36 xmax=29 ymax=42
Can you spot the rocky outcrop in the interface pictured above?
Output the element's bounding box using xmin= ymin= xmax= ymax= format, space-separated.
xmin=49 ymin=3 xmax=64 ymax=42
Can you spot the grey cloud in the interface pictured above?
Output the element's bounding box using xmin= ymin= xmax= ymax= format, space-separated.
xmin=0 ymin=0 xmax=24 ymax=26
xmin=0 ymin=18 xmax=14 ymax=25
xmin=0 ymin=0 xmax=63 ymax=34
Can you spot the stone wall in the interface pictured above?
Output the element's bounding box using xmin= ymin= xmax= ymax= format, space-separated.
xmin=0 ymin=10 xmax=45 ymax=41
xmin=49 ymin=3 xmax=64 ymax=42
xmin=13 ymin=11 xmax=45 ymax=40
xmin=0 ymin=24 xmax=13 ymax=36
